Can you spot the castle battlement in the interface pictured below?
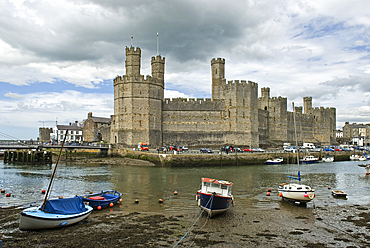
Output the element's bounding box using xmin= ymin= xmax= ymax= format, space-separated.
xmin=151 ymin=55 xmax=165 ymax=63
xmin=225 ymin=80 xmax=258 ymax=87
xmin=164 ymin=97 xmax=220 ymax=104
xmin=126 ymin=46 xmax=141 ymax=54
xmin=211 ymin=58 xmax=225 ymax=65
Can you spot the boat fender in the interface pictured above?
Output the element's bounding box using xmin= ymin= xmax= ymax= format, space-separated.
xmin=303 ymin=193 xmax=309 ymax=197
xmin=279 ymin=193 xmax=282 ymax=197
xmin=97 ymin=206 xmax=102 ymax=210
xmin=60 ymin=221 xmax=68 ymax=226
xmin=109 ymin=203 xmax=114 ymax=207
xmin=119 ymin=198 xmax=122 ymax=202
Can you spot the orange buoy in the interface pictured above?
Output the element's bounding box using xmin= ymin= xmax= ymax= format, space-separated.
xmin=366 ymin=172 xmax=370 ymax=175
xmin=119 ymin=198 xmax=122 ymax=202
xmin=41 ymin=189 xmax=46 ymax=194
xmin=59 ymin=196 xmax=63 ymax=199
xmin=97 ymin=206 xmax=102 ymax=210
xmin=328 ymin=186 xmax=331 ymax=189
xmin=109 ymin=202 xmax=114 ymax=207
xmin=267 ymin=189 xmax=271 ymax=192
xmin=1 ymin=189 xmax=5 ymax=193
xmin=174 ymin=191 xmax=178 ymax=195
xmin=159 ymin=199 xmax=163 ymax=203
xmin=266 ymin=192 xmax=270 ymax=196
xmin=279 ymin=192 xmax=282 ymax=197
xmin=6 ymin=193 xmax=11 ymax=197
xmin=135 ymin=199 xmax=139 ymax=204
xmin=89 ymin=191 xmax=93 ymax=194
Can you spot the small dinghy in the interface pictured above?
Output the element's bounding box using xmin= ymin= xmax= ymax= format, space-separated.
xmin=196 ymin=178 xmax=233 ymax=218
xmin=331 ymin=190 xmax=347 ymax=197
xmin=82 ymin=190 xmax=122 ymax=209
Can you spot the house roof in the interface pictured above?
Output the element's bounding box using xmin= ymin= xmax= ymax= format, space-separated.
xmin=57 ymin=124 xmax=82 ymax=131
xmin=90 ymin=116 xmax=111 ymax=123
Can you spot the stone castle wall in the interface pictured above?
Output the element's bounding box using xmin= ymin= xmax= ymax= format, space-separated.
xmin=110 ymin=46 xmax=336 ymax=148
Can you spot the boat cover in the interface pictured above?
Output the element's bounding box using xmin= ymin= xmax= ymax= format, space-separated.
xmin=44 ymin=196 xmax=88 ymax=215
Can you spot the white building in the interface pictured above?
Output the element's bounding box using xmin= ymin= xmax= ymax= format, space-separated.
xmin=52 ymin=121 xmax=83 ymax=144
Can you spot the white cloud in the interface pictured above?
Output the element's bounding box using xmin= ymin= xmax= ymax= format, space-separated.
xmin=1 ymin=0 xmax=370 ymax=139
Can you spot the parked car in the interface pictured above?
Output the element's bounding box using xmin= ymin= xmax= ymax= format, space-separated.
xmin=284 ymin=147 xmax=297 ymax=153
xmin=200 ymin=148 xmax=213 ymax=153
xmin=234 ymin=148 xmax=242 ymax=153
xmin=243 ymin=147 xmax=253 ymax=152
xmin=181 ymin=146 xmax=188 ymax=152
xmin=252 ymin=148 xmax=265 ymax=152
xmin=323 ymin=147 xmax=334 ymax=152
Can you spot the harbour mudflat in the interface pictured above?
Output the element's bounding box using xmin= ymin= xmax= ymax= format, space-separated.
xmin=1 ymin=159 xmax=370 ymax=246
xmin=1 ymin=203 xmax=370 ymax=247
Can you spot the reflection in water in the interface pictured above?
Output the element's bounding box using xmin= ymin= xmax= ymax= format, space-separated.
xmin=1 ymin=160 xmax=369 ymax=213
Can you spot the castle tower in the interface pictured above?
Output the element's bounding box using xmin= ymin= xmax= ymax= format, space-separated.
xmin=259 ymin=87 xmax=270 ymax=111
xmin=126 ymin=46 xmax=141 ymax=76
xmin=111 ymin=46 xmax=164 ymax=147
xmin=151 ymin=55 xmax=165 ymax=84
xmin=211 ymin=58 xmax=225 ymax=100
xmin=303 ymin=96 xmax=312 ymax=114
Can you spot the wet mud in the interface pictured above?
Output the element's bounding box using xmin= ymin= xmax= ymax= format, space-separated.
xmin=1 ymin=203 xmax=370 ymax=247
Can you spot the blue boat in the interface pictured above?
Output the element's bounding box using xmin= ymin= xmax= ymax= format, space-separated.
xmin=196 ymin=178 xmax=234 ymax=218
xmin=82 ymin=190 xmax=122 ymax=209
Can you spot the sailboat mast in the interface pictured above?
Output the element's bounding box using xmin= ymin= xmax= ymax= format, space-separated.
xmin=41 ymin=130 xmax=68 ymax=210
xmin=292 ymin=102 xmax=301 ymax=181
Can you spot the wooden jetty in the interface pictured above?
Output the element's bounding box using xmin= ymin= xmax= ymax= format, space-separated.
xmin=3 ymin=150 xmax=52 ymax=164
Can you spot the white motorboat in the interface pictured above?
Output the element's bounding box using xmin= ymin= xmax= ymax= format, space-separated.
xmin=300 ymin=155 xmax=319 ymax=164
xmin=266 ymin=158 xmax=284 ymax=164
xmin=321 ymin=156 xmax=334 ymax=162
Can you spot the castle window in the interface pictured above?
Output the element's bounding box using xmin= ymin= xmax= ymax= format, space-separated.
xmin=228 ymin=110 xmax=230 ymax=118
xmin=243 ymin=112 xmax=245 ymax=118
xmin=243 ymin=99 xmax=245 ymax=107
xmin=264 ymin=106 xmax=267 ymax=111
xmin=215 ymin=69 xmax=217 ymax=74
xmin=139 ymin=120 xmax=142 ymax=127
xmin=229 ymin=99 xmax=232 ymax=106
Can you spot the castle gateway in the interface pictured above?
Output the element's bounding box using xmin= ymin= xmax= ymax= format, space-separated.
xmin=110 ymin=46 xmax=336 ymax=148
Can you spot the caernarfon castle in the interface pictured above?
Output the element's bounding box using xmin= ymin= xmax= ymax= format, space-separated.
xmin=110 ymin=46 xmax=336 ymax=148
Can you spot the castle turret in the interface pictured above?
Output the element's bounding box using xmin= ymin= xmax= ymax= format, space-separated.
xmin=211 ymin=58 xmax=225 ymax=100
xmin=151 ymin=55 xmax=165 ymax=85
xmin=303 ymin=96 xmax=312 ymax=114
xmin=125 ymin=46 xmax=141 ymax=76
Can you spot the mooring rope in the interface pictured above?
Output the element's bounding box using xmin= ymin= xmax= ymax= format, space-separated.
xmin=172 ymin=194 xmax=214 ymax=248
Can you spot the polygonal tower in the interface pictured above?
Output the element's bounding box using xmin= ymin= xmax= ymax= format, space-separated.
xmin=211 ymin=58 xmax=225 ymax=100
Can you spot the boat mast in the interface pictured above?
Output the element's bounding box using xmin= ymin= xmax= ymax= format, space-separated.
xmin=41 ymin=130 xmax=68 ymax=210
xmin=292 ymin=102 xmax=301 ymax=181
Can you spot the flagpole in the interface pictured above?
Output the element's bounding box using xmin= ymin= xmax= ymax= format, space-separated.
xmin=131 ymin=34 xmax=133 ymax=47
xmin=157 ymin=32 xmax=159 ymax=55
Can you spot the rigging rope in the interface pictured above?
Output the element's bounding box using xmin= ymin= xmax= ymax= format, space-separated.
xmin=172 ymin=194 xmax=214 ymax=248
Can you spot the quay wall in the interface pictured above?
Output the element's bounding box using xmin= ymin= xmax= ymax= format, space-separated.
xmin=111 ymin=148 xmax=360 ymax=167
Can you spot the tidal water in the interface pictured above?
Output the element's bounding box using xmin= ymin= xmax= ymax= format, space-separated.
xmin=1 ymin=160 xmax=369 ymax=212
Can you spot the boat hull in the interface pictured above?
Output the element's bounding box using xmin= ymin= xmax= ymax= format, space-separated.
xmin=82 ymin=190 xmax=122 ymax=209
xmin=19 ymin=205 xmax=93 ymax=231
xmin=197 ymin=192 xmax=233 ymax=218
xmin=278 ymin=184 xmax=315 ymax=203
xmin=331 ymin=190 xmax=347 ymax=197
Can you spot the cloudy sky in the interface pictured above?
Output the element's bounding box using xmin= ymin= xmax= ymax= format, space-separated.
xmin=1 ymin=0 xmax=369 ymax=140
